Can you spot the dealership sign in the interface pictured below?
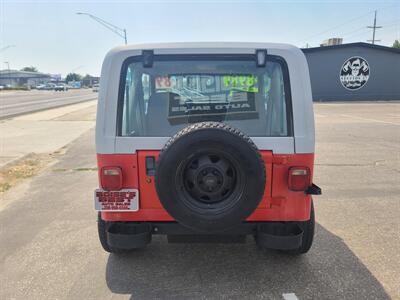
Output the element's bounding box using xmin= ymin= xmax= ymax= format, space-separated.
xmin=340 ymin=56 xmax=370 ymax=90
xmin=50 ymin=74 xmax=62 ymax=81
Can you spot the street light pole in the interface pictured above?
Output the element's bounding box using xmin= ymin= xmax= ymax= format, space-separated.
xmin=76 ymin=12 xmax=127 ymax=45
xmin=0 ymin=45 xmax=16 ymax=52
xmin=4 ymin=61 xmax=12 ymax=87
xmin=1 ymin=46 xmax=15 ymax=87
xmin=71 ymin=65 xmax=84 ymax=73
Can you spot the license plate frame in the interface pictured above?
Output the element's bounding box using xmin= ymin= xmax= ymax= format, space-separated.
xmin=94 ymin=189 xmax=139 ymax=212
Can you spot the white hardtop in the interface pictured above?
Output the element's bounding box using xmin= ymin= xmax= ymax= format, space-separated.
xmin=96 ymin=42 xmax=315 ymax=154
xmin=105 ymin=42 xmax=301 ymax=54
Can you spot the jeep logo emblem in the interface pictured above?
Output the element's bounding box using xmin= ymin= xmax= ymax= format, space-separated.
xmin=340 ymin=56 xmax=370 ymax=90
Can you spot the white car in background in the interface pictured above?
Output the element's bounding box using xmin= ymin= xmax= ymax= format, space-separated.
xmin=35 ymin=84 xmax=46 ymax=90
xmin=92 ymin=83 xmax=99 ymax=92
xmin=54 ymin=83 xmax=68 ymax=91
xmin=37 ymin=83 xmax=56 ymax=90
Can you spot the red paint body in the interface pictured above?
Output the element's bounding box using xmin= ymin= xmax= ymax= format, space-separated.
xmin=98 ymin=151 xmax=314 ymax=222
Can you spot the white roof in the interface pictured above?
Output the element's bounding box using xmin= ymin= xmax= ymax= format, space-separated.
xmin=106 ymin=42 xmax=299 ymax=56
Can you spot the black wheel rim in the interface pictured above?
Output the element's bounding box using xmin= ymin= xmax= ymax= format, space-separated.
xmin=177 ymin=151 xmax=242 ymax=209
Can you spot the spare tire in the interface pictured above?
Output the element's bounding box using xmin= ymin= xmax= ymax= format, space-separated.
xmin=155 ymin=122 xmax=266 ymax=232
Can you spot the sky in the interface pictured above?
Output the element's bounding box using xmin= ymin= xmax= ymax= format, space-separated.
xmin=1 ymin=0 xmax=399 ymax=77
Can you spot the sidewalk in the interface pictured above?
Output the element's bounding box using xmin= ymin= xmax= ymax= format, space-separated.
xmin=0 ymin=100 xmax=97 ymax=168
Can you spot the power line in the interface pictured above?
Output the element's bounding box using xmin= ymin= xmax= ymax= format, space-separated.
xmin=298 ymin=3 xmax=399 ymax=46
xmin=379 ymin=19 xmax=400 ymax=27
xmin=344 ymin=29 xmax=370 ymax=40
xmin=341 ymin=26 xmax=367 ymax=39
xmin=298 ymin=10 xmax=375 ymax=43
xmin=342 ymin=19 xmax=399 ymax=42
xmin=367 ymin=10 xmax=382 ymax=44
xmin=340 ymin=22 xmax=399 ymax=44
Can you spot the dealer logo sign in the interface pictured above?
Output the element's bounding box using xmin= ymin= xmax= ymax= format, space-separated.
xmin=340 ymin=56 xmax=370 ymax=90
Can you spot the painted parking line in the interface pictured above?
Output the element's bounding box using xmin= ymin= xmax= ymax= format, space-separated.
xmin=340 ymin=114 xmax=400 ymax=126
xmin=283 ymin=293 xmax=299 ymax=300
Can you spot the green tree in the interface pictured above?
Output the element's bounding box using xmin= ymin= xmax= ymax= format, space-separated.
xmin=392 ymin=40 xmax=400 ymax=49
xmin=65 ymin=73 xmax=83 ymax=82
xmin=82 ymin=74 xmax=93 ymax=80
xmin=21 ymin=66 xmax=38 ymax=72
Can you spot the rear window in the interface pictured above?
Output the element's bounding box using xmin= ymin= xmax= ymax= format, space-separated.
xmin=118 ymin=55 xmax=292 ymax=137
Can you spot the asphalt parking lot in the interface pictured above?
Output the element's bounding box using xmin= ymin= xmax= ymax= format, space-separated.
xmin=0 ymin=102 xmax=399 ymax=299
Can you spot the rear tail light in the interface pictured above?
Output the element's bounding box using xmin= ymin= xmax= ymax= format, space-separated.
xmin=288 ymin=167 xmax=311 ymax=191
xmin=101 ymin=167 xmax=123 ymax=190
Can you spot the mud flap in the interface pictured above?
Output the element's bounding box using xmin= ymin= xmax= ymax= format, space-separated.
xmin=255 ymin=223 xmax=303 ymax=250
xmin=107 ymin=223 xmax=152 ymax=249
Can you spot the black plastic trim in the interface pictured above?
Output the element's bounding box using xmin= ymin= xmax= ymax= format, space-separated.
xmin=105 ymin=221 xmax=304 ymax=249
xmin=145 ymin=156 xmax=156 ymax=176
xmin=306 ymin=183 xmax=322 ymax=195
xmin=142 ymin=50 xmax=154 ymax=67
xmin=255 ymin=49 xmax=268 ymax=67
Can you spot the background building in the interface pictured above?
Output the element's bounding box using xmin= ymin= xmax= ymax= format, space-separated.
xmin=81 ymin=75 xmax=100 ymax=87
xmin=0 ymin=69 xmax=51 ymax=87
xmin=320 ymin=38 xmax=343 ymax=47
xmin=303 ymin=42 xmax=400 ymax=101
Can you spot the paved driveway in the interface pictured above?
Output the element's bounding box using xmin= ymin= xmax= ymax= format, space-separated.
xmin=0 ymin=102 xmax=399 ymax=299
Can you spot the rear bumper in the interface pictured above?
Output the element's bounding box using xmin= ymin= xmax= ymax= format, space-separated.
xmin=104 ymin=221 xmax=304 ymax=250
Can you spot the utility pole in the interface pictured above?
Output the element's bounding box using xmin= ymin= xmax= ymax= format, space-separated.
xmin=367 ymin=10 xmax=382 ymax=44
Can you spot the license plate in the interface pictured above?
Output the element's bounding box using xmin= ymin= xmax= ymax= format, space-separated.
xmin=94 ymin=189 xmax=139 ymax=211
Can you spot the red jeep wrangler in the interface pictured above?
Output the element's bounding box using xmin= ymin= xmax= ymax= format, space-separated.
xmin=95 ymin=42 xmax=321 ymax=254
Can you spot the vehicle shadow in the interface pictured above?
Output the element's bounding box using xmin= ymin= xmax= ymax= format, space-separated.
xmin=105 ymin=224 xmax=390 ymax=300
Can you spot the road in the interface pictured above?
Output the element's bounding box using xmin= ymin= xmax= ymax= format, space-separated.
xmin=0 ymin=102 xmax=399 ymax=299
xmin=0 ymin=89 xmax=97 ymax=119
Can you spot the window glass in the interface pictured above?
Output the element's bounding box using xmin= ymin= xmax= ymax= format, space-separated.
xmin=120 ymin=57 xmax=290 ymax=137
